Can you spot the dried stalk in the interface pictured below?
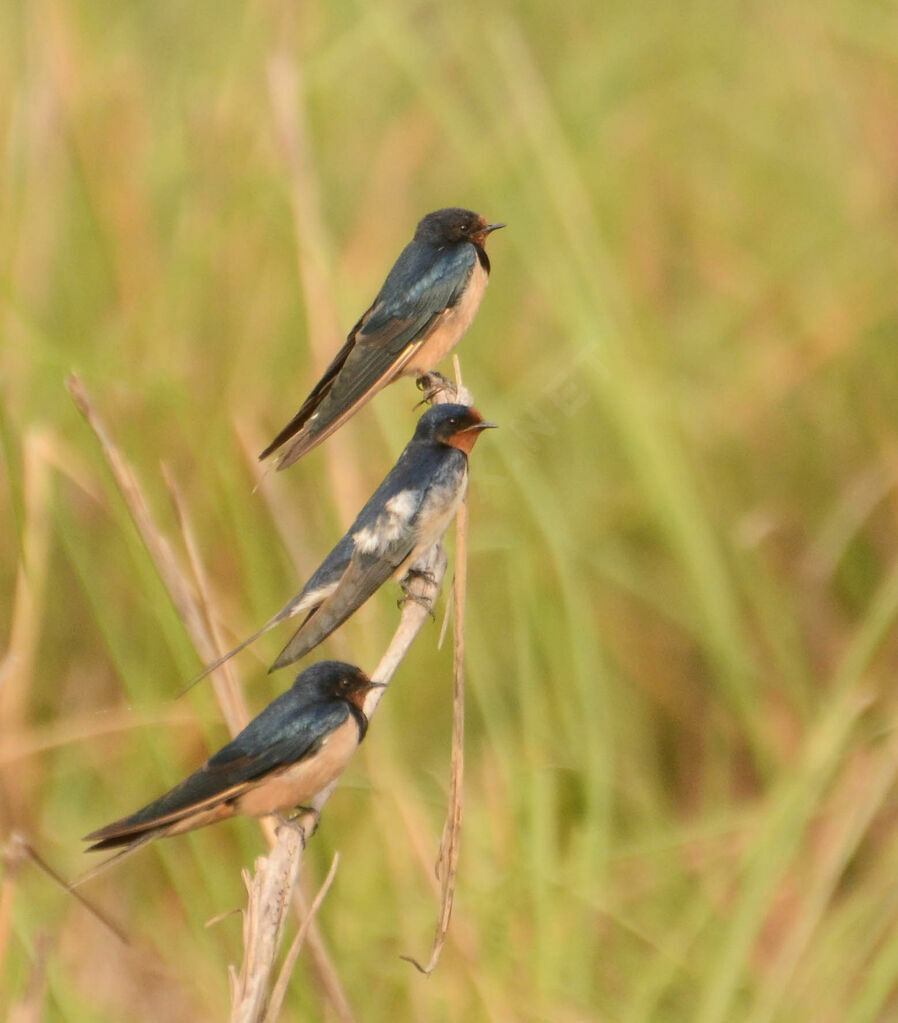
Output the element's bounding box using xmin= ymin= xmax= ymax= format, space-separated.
xmin=68 ymin=369 xmax=476 ymax=1020
xmin=229 ymin=825 xmax=305 ymax=1023
xmin=68 ymin=375 xmax=352 ymax=1019
xmin=402 ymin=357 xmax=470 ymax=975
xmin=225 ymin=537 xmax=448 ymax=1022
xmin=265 ymin=852 xmax=340 ymax=1023
xmin=0 ymin=432 xmax=53 ymax=824
xmin=403 ymin=494 xmax=468 ymax=975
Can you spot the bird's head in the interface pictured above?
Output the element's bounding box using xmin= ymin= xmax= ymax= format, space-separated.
xmin=293 ymin=661 xmax=381 ymax=710
xmin=414 ymin=208 xmax=505 ymax=248
xmin=413 ymin=403 xmax=498 ymax=453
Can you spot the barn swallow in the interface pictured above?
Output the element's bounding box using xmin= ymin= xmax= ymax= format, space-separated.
xmin=84 ymin=662 xmax=379 ymax=855
xmin=196 ymin=403 xmax=495 ymax=681
xmin=259 ymin=207 xmax=504 ymax=469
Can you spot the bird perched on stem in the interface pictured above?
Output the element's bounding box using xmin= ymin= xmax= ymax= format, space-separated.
xmin=195 ymin=403 xmax=496 ymax=682
xmin=260 ymin=207 xmax=504 ymax=469
xmin=84 ymin=662 xmax=379 ymax=860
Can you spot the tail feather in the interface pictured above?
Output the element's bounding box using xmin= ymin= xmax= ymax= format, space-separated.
xmin=75 ymin=832 xmax=159 ymax=886
xmin=179 ymin=596 xmax=315 ymax=696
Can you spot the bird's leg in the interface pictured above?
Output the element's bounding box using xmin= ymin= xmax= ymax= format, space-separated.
xmin=297 ymin=806 xmax=321 ymax=837
xmin=404 ymin=566 xmax=439 ymax=587
xmin=273 ymin=806 xmax=320 ymax=833
xmin=397 ymin=568 xmax=438 ymax=617
xmin=415 ymin=371 xmax=454 ymax=407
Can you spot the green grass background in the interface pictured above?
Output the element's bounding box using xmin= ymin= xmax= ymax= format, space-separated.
xmin=3 ymin=0 xmax=898 ymax=1019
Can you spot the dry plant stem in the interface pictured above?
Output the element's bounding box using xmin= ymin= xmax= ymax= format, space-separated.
xmin=66 ymin=375 xmax=252 ymax=734
xmin=3 ymin=834 xmax=128 ymax=945
xmin=265 ymin=853 xmax=340 ymax=1023
xmin=403 ymin=354 xmax=471 ymax=974
xmin=0 ymin=433 xmax=53 ymax=825
xmin=228 ymin=545 xmax=448 ymax=1023
xmin=68 ymin=376 xmax=352 ymax=1018
xmin=69 ymin=373 xmax=472 ymax=1016
xmin=162 ymin=465 xmax=250 ymax=734
xmin=254 ymin=369 xmax=470 ymax=992
xmin=230 ymin=824 xmax=304 ymax=1023
xmin=403 ymin=490 xmax=468 ymax=976
xmin=232 ymin=374 xmax=466 ymax=1013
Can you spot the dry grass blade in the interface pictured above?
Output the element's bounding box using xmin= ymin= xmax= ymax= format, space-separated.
xmin=289 ymin=904 xmax=356 ymax=1023
xmin=65 ymin=382 xmax=351 ymax=1023
xmin=402 ymin=492 xmax=468 ymax=976
xmin=401 ymin=355 xmax=470 ymax=976
xmin=161 ymin=463 xmax=249 ymax=735
xmin=69 ymin=376 xmax=352 ymax=1015
xmin=264 ymin=853 xmax=340 ymax=1023
xmin=0 ymin=433 xmax=53 ymax=824
xmin=3 ymin=833 xmax=128 ymax=945
xmin=7 ymin=933 xmax=49 ymax=1023
xmin=66 ymin=375 xmax=219 ymax=690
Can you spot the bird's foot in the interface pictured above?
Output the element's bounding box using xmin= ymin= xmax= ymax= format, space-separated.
xmin=272 ymin=806 xmax=320 ymax=839
xmin=415 ymin=371 xmax=454 ymax=406
xmin=397 ymin=589 xmax=437 ymax=619
xmin=398 ymin=567 xmax=439 ymax=616
xmin=403 ymin=566 xmax=439 ymax=587
xmin=297 ymin=806 xmax=321 ymax=837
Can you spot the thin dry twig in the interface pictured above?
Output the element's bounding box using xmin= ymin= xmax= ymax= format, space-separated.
xmin=265 ymin=852 xmax=340 ymax=1023
xmin=66 ymin=376 xmax=218 ymax=674
xmin=227 ymin=371 xmax=471 ymax=1014
xmin=69 ymin=376 xmax=353 ymax=1018
xmin=416 ymin=497 xmax=467 ymax=975
xmin=161 ymin=464 xmax=249 ymax=735
xmin=2 ymin=833 xmax=128 ymax=946
xmin=402 ymin=359 xmax=470 ymax=975
xmin=225 ymin=545 xmax=447 ymax=1023
xmin=0 ymin=432 xmax=54 ymax=825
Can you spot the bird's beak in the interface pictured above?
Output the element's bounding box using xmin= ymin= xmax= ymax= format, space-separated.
xmin=484 ymin=223 xmax=506 ymax=234
xmin=464 ymin=420 xmax=498 ymax=432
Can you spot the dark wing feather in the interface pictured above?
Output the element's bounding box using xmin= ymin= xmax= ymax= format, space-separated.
xmin=185 ymin=535 xmax=354 ymax=690
xmin=262 ymin=243 xmax=476 ymax=466
xmin=258 ymin=332 xmax=359 ymax=459
xmin=269 ymin=445 xmax=458 ymax=667
xmin=269 ymin=516 xmax=425 ymax=671
xmin=84 ymin=694 xmax=349 ymax=848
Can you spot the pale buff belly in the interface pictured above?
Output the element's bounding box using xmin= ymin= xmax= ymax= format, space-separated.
xmin=233 ymin=717 xmax=362 ymax=817
xmin=401 ymin=258 xmax=489 ymax=377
